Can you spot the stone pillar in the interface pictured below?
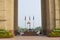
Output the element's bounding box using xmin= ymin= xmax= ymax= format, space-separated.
xmin=0 ymin=0 xmax=16 ymax=36
xmin=42 ymin=0 xmax=60 ymax=35
xmin=42 ymin=0 xmax=55 ymax=35
xmin=5 ymin=0 xmax=14 ymax=36
xmin=14 ymin=0 xmax=18 ymax=33
xmin=41 ymin=0 xmax=47 ymax=35
xmin=48 ymin=0 xmax=55 ymax=31
xmin=55 ymin=0 xmax=60 ymax=29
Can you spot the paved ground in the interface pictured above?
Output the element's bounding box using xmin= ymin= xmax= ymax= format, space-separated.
xmin=0 ymin=36 xmax=60 ymax=40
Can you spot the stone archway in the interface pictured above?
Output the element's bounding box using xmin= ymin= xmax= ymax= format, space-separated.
xmin=0 ymin=0 xmax=48 ymax=36
xmin=1 ymin=0 xmax=58 ymax=36
xmin=14 ymin=0 xmax=48 ymax=35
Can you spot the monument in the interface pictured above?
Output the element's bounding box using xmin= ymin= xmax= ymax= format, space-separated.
xmin=22 ymin=16 xmax=38 ymax=36
xmin=0 ymin=0 xmax=60 ymax=36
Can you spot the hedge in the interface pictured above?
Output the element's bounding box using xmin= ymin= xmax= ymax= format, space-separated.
xmin=0 ymin=29 xmax=13 ymax=38
xmin=48 ymin=29 xmax=60 ymax=37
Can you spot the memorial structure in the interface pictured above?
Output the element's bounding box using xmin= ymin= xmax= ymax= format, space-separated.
xmin=0 ymin=0 xmax=60 ymax=36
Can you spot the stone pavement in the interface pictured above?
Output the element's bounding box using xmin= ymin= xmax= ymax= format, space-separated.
xmin=0 ymin=36 xmax=60 ymax=40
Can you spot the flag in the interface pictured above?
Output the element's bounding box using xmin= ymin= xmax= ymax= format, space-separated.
xmin=33 ymin=16 xmax=34 ymax=20
xmin=25 ymin=16 xmax=26 ymax=21
xmin=29 ymin=16 xmax=30 ymax=20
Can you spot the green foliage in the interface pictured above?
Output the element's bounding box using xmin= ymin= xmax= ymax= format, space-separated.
xmin=19 ymin=28 xmax=27 ymax=32
xmin=0 ymin=29 xmax=13 ymax=38
xmin=18 ymin=26 xmax=41 ymax=32
xmin=48 ymin=29 xmax=60 ymax=37
xmin=34 ymin=27 xmax=41 ymax=31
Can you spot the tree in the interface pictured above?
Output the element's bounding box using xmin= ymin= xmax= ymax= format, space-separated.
xmin=34 ymin=26 xmax=42 ymax=31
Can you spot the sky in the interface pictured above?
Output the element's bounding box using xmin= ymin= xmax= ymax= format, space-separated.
xmin=18 ymin=0 xmax=41 ymax=28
